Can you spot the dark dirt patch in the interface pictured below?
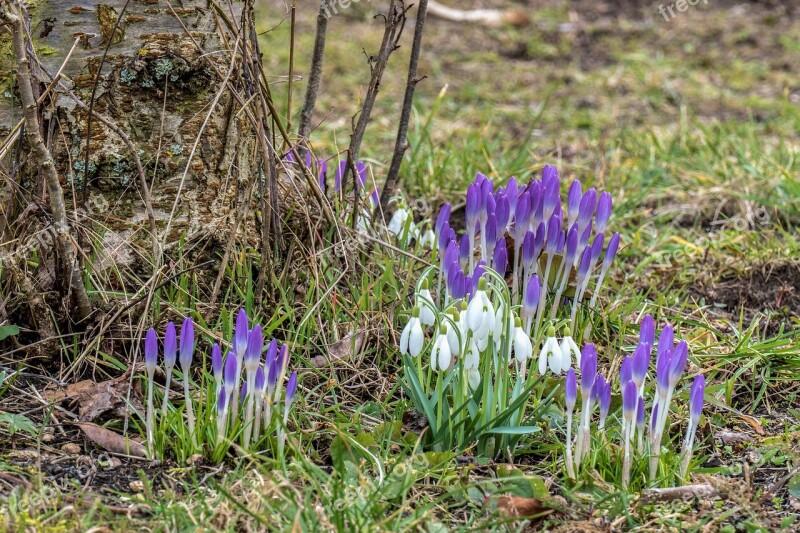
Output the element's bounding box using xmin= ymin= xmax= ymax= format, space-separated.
xmin=691 ymin=262 xmax=800 ymax=337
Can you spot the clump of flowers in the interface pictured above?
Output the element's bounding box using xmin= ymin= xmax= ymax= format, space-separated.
xmin=398 ymin=166 xmax=620 ymax=458
xmin=562 ymin=315 xmax=705 ymax=489
xmin=142 ymin=310 xmax=299 ymax=462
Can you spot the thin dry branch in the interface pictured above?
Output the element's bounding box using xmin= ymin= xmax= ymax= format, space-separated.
xmin=298 ymin=0 xmax=330 ymax=143
xmin=3 ymin=0 xmax=91 ymax=322
xmin=379 ymin=0 xmax=429 ymax=218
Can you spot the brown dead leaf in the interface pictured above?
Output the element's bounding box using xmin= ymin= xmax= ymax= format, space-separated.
xmin=75 ymin=422 xmax=147 ymax=458
xmin=47 ymin=373 xmax=143 ymax=421
xmin=492 ymin=495 xmax=550 ymax=518
xmin=310 ymin=329 xmax=367 ymax=368
xmin=739 ymin=414 xmax=765 ymax=435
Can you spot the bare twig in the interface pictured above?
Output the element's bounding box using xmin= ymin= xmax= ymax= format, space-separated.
xmin=287 ymin=0 xmax=297 ymax=136
xmin=298 ymin=0 xmax=330 ymax=143
xmin=3 ymin=0 xmax=92 ymax=322
xmin=345 ymin=0 xmax=407 ymax=228
xmin=378 ymin=0 xmax=428 ymax=218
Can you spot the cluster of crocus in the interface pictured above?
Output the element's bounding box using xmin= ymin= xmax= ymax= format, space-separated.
xmin=562 ymin=315 xmax=705 ymax=489
xmin=142 ymin=310 xmax=299 ymax=460
xmin=212 ymin=309 xmax=298 ymax=453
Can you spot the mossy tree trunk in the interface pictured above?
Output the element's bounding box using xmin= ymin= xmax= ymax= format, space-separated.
xmin=0 ymin=0 xmax=280 ymax=349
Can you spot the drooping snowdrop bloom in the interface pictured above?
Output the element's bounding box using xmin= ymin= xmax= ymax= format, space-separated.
xmin=444 ymin=310 xmax=462 ymax=357
xmin=418 ymin=229 xmax=436 ymax=250
xmin=559 ymin=327 xmax=581 ymax=371
xmin=399 ymin=306 xmax=425 ymax=357
xmin=538 ymin=325 xmax=561 ymax=376
xmin=415 ymin=280 xmax=437 ymax=326
xmin=466 ymin=277 xmax=495 ymax=341
xmin=430 ymin=325 xmax=453 ymax=372
xmin=388 ymin=206 xmax=416 ymax=244
xmin=512 ymin=317 xmax=533 ymax=369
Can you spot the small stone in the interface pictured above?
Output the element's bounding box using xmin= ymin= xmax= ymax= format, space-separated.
xmin=42 ymin=433 xmax=56 ymax=443
xmin=186 ymin=454 xmax=203 ymax=465
xmin=61 ymin=443 xmax=81 ymax=454
xmin=129 ymin=480 xmax=145 ymax=492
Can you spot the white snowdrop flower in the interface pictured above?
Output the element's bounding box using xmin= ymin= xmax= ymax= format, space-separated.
xmin=399 ymin=306 xmax=424 ymax=357
xmin=538 ymin=325 xmax=561 ymax=375
xmin=464 ymin=339 xmax=480 ymax=370
xmin=559 ymin=328 xmax=581 ymax=371
xmin=468 ymin=367 xmax=481 ymax=389
xmin=418 ymin=229 xmax=436 ymax=249
xmin=430 ymin=325 xmax=452 ymax=372
xmin=388 ymin=207 xmax=416 ymax=245
xmin=513 ymin=318 xmax=533 ymax=365
xmin=466 ymin=278 xmax=495 ymax=335
xmin=475 ymin=331 xmax=490 ymax=352
xmin=445 ymin=310 xmax=462 ymax=356
xmin=416 ymin=280 xmax=437 ymax=327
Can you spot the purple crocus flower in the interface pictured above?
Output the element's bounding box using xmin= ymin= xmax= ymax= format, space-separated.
xmin=466 ymin=183 xmax=480 ymax=232
xmin=636 ymin=395 xmax=646 ymax=430
xmin=632 ymin=342 xmax=650 ymax=387
xmin=369 ymin=186 xmax=380 ymax=207
xmin=602 ymin=232 xmax=620 ymax=271
xmin=240 ymin=381 xmax=248 ymax=404
xmin=435 ymin=203 xmax=451 ymax=237
xmin=265 ymin=338 xmax=278 ymax=367
xmin=567 ymin=180 xmax=582 ymax=226
xmin=522 ymin=274 xmax=540 ymax=319
xmin=439 ymin=224 xmax=455 ymax=256
xmin=651 ymin=403 xmax=659 ymax=432
xmin=255 ymin=366 xmax=265 ymax=392
xmin=591 ymin=233 xmax=605 ymax=264
xmin=640 ymin=314 xmax=655 ymax=348
xmin=596 ymin=191 xmax=612 ymax=233
xmin=564 ymin=226 xmax=578 ymax=267
xmin=506 ymin=177 xmax=519 ymax=214
xmin=657 ymin=323 xmax=674 ymax=365
xmin=689 ymin=374 xmax=705 ymax=425
xmin=622 ymin=380 xmax=638 ymax=421
xmin=668 ymin=340 xmax=689 ymax=388
xmin=224 ymin=352 xmax=238 ymax=392
xmin=179 ymin=316 xmax=194 ymax=372
xmin=217 ymin=387 xmax=228 ymax=416
xmin=495 ymin=194 xmax=510 ymax=232
xmin=579 ymin=220 xmax=593 ymax=249
xmin=576 ymin=246 xmax=593 ymax=288
xmin=522 ymin=230 xmax=536 ymax=267
xmin=286 ymin=371 xmax=299 ymax=405
xmin=591 ymin=374 xmax=606 ymax=408
xmin=278 ymin=343 xmax=289 ymax=373
xmin=577 ymin=188 xmax=597 ymax=231
xmin=334 ymin=160 xmax=346 ymax=192
xmin=513 ymin=191 xmax=531 ymax=242
xmin=545 ymin=214 xmax=562 ymax=254
xmin=164 ymin=321 xmax=177 ymax=369
xmin=211 ymin=343 xmax=223 ymax=386
xmin=656 ymin=348 xmax=672 ymax=393
xmin=565 ymin=367 xmax=577 ymax=412
xmin=580 ymin=344 xmax=597 ymax=395
xmin=266 ymin=355 xmax=279 ymax=394
xmin=234 ymin=309 xmax=249 ymax=359
xmin=533 ymin=222 xmax=546 ymax=258
xmin=245 ymin=324 xmax=263 ymax=373
xmin=542 ymin=177 xmax=560 ymax=221
xmin=145 ymin=328 xmax=158 ymax=376
xmin=355 ymin=161 xmax=367 ymax=189
xmin=317 ymin=159 xmax=328 ymax=192
xmin=493 ymin=238 xmax=508 ymax=276
xmin=459 ymin=233 xmax=471 ymax=268
xmin=485 ymin=213 xmax=498 ymax=253
xmin=620 ymin=356 xmax=633 ymax=387
xmin=598 ymin=380 xmax=611 ymax=426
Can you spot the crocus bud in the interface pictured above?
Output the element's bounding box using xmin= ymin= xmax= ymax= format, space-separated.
xmin=224 ymin=352 xmax=238 ymax=391
xmin=632 ymin=342 xmax=650 ymax=387
xmin=334 ymin=160 xmax=345 ymax=192
xmin=690 ymin=374 xmax=705 ymax=425
xmin=622 ymin=380 xmax=637 ymax=421
xmin=265 ymin=338 xmax=278 ymax=367
xmin=567 ymin=180 xmax=582 ymax=226
xmin=565 ymin=368 xmax=577 ymax=412
xmin=355 ymin=161 xmax=367 ymax=189
xmin=580 ymin=344 xmax=597 ymax=395
xmin=277 ymin=343 xmax=289 ymax=372
xmin=240 ymin=381 xmax=248 ymax=404
xmin=522 ymin=275 xmax=540 ymax=319
xmin=485 ymin=213 xmax=498 ymax=252
xmin=466 ymin=183 xmax=480 ymax=231
xmin=286 ymin=371 xmax=298 ymax=406
xmin=602 ymin=233 xmax=620 ymax=271
xmin=435 ymin=203 xmax=451 ymax=237
xmin=234 ymin=309 xmax=249 ymax=359
xmin=179 ymin=316 xmax=194 ymax=372
xmin=493 ymin=238 xmax=508 ymax=276
xmin=620 ymin=356 xmax=633 ymax=388
xmin=255 ymin=366 xmax=265 ymax=392
xmin=522 ymin=230 xmax=536 ymax=266
xmin=145 ymin=328 xmax=158 ymax=377
xmin=576 ymin=246 xmax=593 ymax=288
xmin=595 ymin=191 xmax=612 ymax=233
xmin=211 ymin=343 xmax=223 ymax=385
xmin=164 ymin=321 xmax=177 ymax=369
xmin=656 ymin=349 xmax=671 ymax=393
xmin=640 ymin=314 xmax=655 ymax=348
xmin=591 ymin=233 xmax=605 ymax=264
xmin=217 ymin=387 xmax=228 ymax=416
xmin=513 ymin=192 xmax=531 ymax=241
xmin=495 ymin=194 xmax=510 ymax=232
xmin=245 ymin=324 xmax=263 ymax=373
xmin=267 ymin=356 xmax=279 ymax=393
xmin=668 ymin=340 xmax=689 ymax=388
xmin=564 ymin=226 xmax=578 ymax=267
xmin=459 ymin=233 xmax=471 ymax=266
xmin=657 ymin=323 xmax=674 ymax=365
xmin=598 ymin=380 xmax=611 ymax=425
xmin=545 ymin=214 xmax=562 ymax=254
xmin=578 ymin=188 xmax=597 ymax=231
xmin=636 ymin=395 xmax=645 ymax=430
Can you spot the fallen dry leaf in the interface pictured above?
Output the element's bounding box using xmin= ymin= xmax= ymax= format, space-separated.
xmin=492 ymin=495 xmax=550 ymax=518
xmin=48 ymin=374 xmax=143 ymax=422
xmin=310 ymin=329 xmax=367 ymax=367
xmin=75 ymin=422 xmax=147 ymax=458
